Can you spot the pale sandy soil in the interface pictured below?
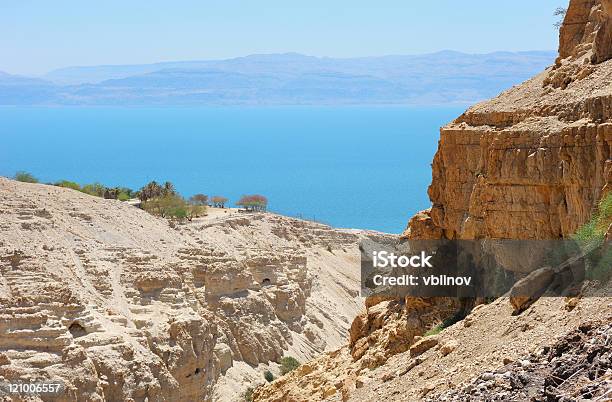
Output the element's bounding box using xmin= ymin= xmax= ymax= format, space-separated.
xmin=197 ymin=207 xmax=241 ymax=223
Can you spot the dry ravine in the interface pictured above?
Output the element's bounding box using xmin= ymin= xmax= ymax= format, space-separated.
xmin=0 ymin=177 xmax=393 ymax=401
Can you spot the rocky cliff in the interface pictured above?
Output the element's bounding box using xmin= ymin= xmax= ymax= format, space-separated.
xmin=0 ymin=177 xmax=392 ymax=401
xmin=254 ymin=1 xmax=612 ymax=400
xmin=409 ymin=0 xmax=611 ymax=241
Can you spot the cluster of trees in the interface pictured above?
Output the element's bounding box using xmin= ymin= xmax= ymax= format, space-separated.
xmin=138 ymin=180 xmax=176 ymax=201
xmin=138 ymin=181 xmax=207 ymax=221
xmin=129 ymin=183 xmax=230 ymax=216
xmin=236 ymin=194 xmax=268 ymax=212
xmin=13 ymin=171 xmax=270 ymax=221
xmin=141 ymin=194 xmax=205 ymax=221
xmin=14 ymin=171 xmax=134 ymax=201
xmin=190 ymin=194 xmax=208 ymax=205
xmin=57 ymin=180 xmax=134 ymax=200
xmin=211 ymin=196 xmax=228 ymax=208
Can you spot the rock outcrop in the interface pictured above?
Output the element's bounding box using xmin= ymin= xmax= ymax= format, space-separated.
xmin=0 ymin=177 xmax=391 ymax=401
xmin=254 ymin=290 xmax=612 ymax=401
xmin=407 ymin=0 xmax=611 ymax=241
xmin=254 ymin=1 xmax=612 ymax=400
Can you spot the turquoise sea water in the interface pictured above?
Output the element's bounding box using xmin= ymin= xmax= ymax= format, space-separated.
xmin=0 ymin=106 xmax=464 ymax=233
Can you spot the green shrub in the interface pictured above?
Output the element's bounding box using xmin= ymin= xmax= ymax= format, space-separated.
xmin=55 ymin=180 xmax=81 ymax=191
xmin=70 ymin=182 xmax=134 ymax=201
xmin=598 ymin=192 xmax=612 ymax=227
xmin=169 ymin=206 xmax=188 ymax=219
xmin=572 ymin=192 xmax=612 ymax=282
xmin=142 ymin=194 xmax=188 ymax=219
xmin=423 ymin=325 xmax=443 ymax=337
xmin=81 ymin=183 xmax=106 ymax=197
xmin=186 ymin=204 xmax=206 ymax=221
xmin=264 ymin=370 xmax=274 ymax=382
xmin=574 ymin=192 xmax=611 ymax=242
xmin=279 ymin=356 xmax=300 ymax=375
xmin=118 ymin=187 xmax=134 ymax=198
xmin=14 ymin=171 xmax=38 ymax=183
xmin=424 ymin=309 xmax=468 ymax=337
xmin=243 ymin=387 xmax=254 ymax=402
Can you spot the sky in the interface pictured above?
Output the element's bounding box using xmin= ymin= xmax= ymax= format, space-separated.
xmin=1 ymin=0 xmax=568 ymax=76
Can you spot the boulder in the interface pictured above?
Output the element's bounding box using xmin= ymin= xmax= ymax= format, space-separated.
xmin=409 ymin=335 xmax=439 ymax=357
xmin=509 ymin=267 xmax=554 ymax=313
xmin=439 ymin=339 xmax=459 ymax=356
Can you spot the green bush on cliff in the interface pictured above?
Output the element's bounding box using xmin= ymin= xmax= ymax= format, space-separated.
xmin=597 ymin=192 xmax=612 ymax=227
xmin=574 ymin=192 xmax=611 ymax=243
xmin=264 ymin=370 xmax=274 ymax=382
xmin=243 ymin=387 xmax=254 ymax=402
xmin=423 ymin=309 xmax=469 ymax=337
xmin=14 ymin=171 xmax=38 ymax=183
xmin=279 ymin=356 xmax=300 ymax=375
xmin=572 ymin=192 xmax=611 ymax=281
xmin=423 ymin=325 xmax=443 ymax=337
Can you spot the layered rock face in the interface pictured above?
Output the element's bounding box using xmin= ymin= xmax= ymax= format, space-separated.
xmin=357 ymin=0 xmax=612 ymax=377
xmin=0 ymin=177 xmax=390 ymax=401
xmin=254 ymin=1 xmax=611 ymax=400
xmin=409 ymin=0 xmax=612 ymax=240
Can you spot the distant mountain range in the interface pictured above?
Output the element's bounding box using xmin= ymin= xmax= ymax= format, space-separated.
xmin=0 ymin=51 xmax=556 ymax=105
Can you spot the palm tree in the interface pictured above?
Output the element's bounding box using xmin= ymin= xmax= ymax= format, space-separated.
xmin=163 ymin=181 xmax=176 ymax=196
xmin=140 ymin=181 xmax=163 ymax=201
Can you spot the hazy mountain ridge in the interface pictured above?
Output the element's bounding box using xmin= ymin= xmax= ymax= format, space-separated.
xmin=0 ymin=51 xmax=556 ymax=105
xmin=0 ymin=71 xmax=60 ymax=105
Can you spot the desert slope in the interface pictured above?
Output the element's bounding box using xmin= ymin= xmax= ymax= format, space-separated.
xmin=254 ymin=1 xmax=611 ymax=400
xmin=0 ymin=177 xmax=392 ymax=401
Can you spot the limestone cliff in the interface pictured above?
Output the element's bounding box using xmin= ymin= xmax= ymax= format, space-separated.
xmin=0 ymin=177 xmax=392 ymax=401
xmin=408 ymin=0 xmax=611 ymax=241
xmin=254 ymin=1 xmax=612 ymax=400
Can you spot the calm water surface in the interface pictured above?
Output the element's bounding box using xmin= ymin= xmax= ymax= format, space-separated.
xmin=0 ymin=106 xmax=464 ymax=233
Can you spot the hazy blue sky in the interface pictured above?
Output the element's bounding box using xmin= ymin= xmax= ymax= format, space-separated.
xmin=1 ymin=0 xmax=568 ymax=75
